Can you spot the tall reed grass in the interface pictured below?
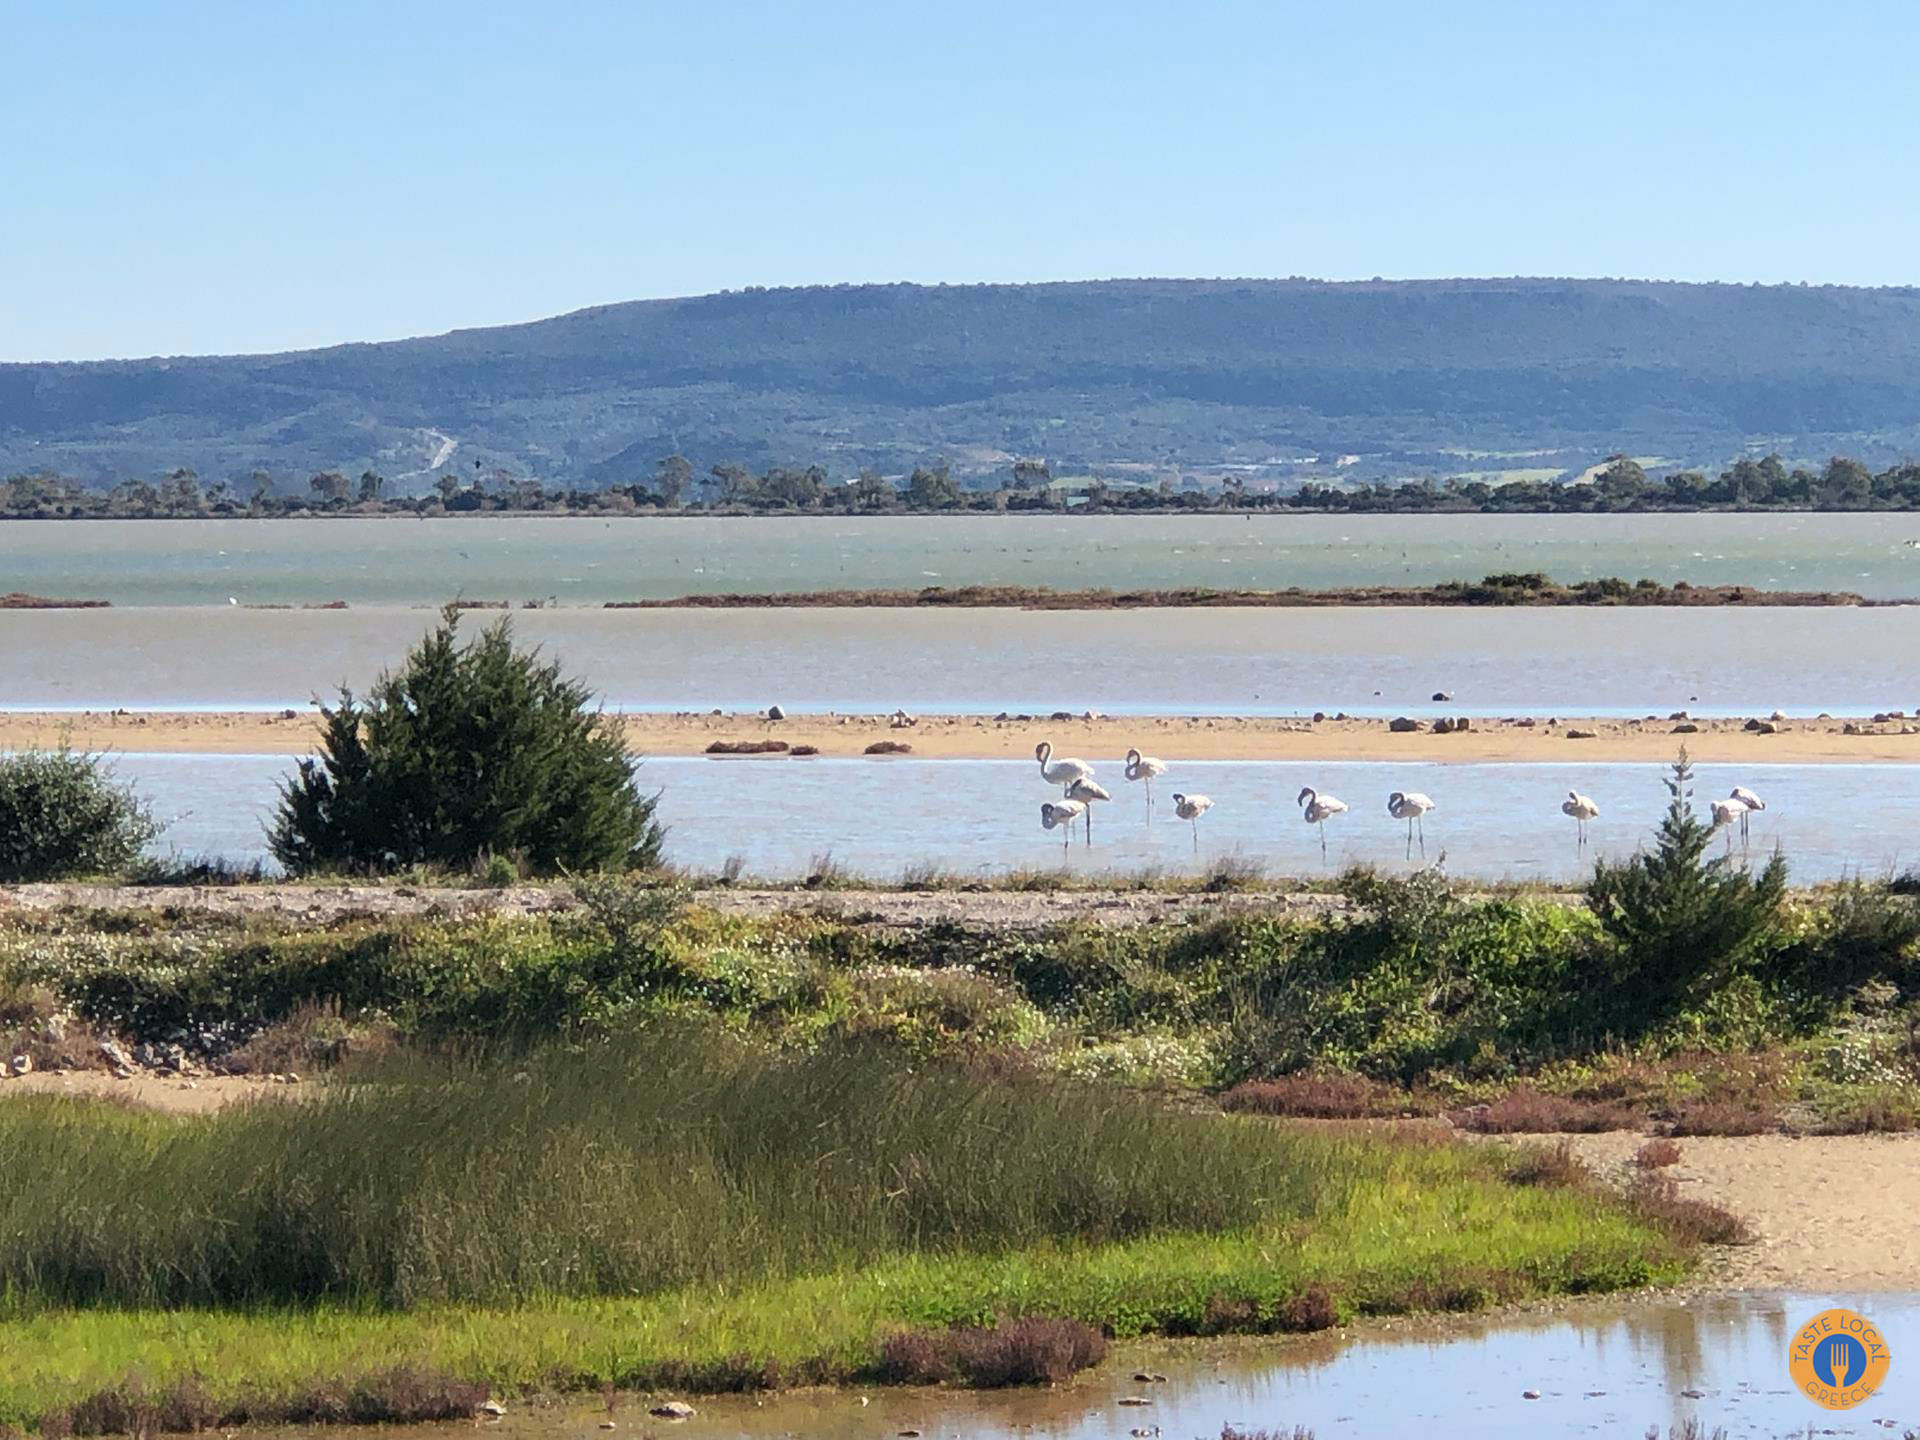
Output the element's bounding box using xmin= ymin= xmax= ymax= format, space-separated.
xmin=0 ymin=1028 xmax=1338 ymax=1309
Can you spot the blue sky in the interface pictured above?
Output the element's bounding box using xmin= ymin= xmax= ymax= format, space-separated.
xmin=4 ymin=1 xmax=1916 ymax=361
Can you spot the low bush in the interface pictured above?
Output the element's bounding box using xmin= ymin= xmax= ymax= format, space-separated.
xmin=1503 ymin=1141 xmax=1590 ymax=1188
xmin=39 ymin=1369 xmax=489 ymax=1438
xmin=1664 ymin=1101 xmax=1773 ymax=1137
xmin=1219 ymin=1070 xmax=1400 ymax=1119
xmin=0 ymin=747 xmax=159 ymax=882
xmin=1814 ymin=1092 xmax=1920 ymax=1134
xmin=1634 ymin=1138 xmax=1683 ymax=1168
xmin=873 ymin=1316 xmax=1107 ymax=1387
xmin=1623 ymin=1173 xmax=1753 ymax=1246
xmin=1452 ymin=1089 xmax=1639 ymax=1134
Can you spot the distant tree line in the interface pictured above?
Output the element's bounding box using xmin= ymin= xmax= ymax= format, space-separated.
xmin=6 ymin=452 xmax=1920 ymax=519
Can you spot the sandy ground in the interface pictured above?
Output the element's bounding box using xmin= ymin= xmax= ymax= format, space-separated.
xmin=6 ymin=708 xmax=1920 ymax=763
xmin=1548 ymin=1131 xmax=1920 ymax=1291
xmin=0 ymin=1070 xmax=297 ymax=1115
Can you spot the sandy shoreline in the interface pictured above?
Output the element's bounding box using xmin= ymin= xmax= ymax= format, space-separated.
xmin=5 ymin=707 xmax=1920 ymax=764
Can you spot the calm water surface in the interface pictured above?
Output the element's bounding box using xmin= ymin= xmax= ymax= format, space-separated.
xmin=8 ymin=513 xmax=1920 ymax=605
xmin=319 ymin=1293 xmax=1916 ymax=1438
xmin=127 ymin=755 xmax=1920 ymax=883
xmin=6 ymin=606 xmax=1919 ymax=716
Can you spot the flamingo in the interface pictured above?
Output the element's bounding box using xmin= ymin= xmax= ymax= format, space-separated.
xmin=1124 ymin=748 xmax=1167 ymax=819
xmin=1709 ymin=796 xmax=1751 ymax=855
xmin=1171 ymin=792 xmax=1213 ymax=851
xmin=1064 ymin=776 xmax=1111 ymax=844
xmin=1297 ymin=787 xmax=1349 ymax=859
xmin=1386 ymin=790 xmax=1436 ymax=859
xmin=1561 ymin=791 xmax=1599 ymax=849
xmin=1728 ymin=785 xmax=1765 ymax=842
xmin=1040 ymin=800 xmax=1087 ymax=853
xmin=1035 ymin=741 xmax=1094 ymax=795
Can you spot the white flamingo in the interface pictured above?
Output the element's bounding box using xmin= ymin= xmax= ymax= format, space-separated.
xmin=1040 ymin=799 xmax=1087 ymax=853
xmin=1386 ymin=790 xmax=1436 ymax=859
xmin=1064 ymin=776 xmax=1111 ymax=844
xmin=1728 ymin=785 xmax=1765 ymax=842
xmin=1709 ymin=796 xmax=1750 ymax=855
xmin=1298 ymin=786 xmax=1349 ymax=859
xmin=1124 ymin=748 xmax=1168 ymax=819
xmin=1035 ymin=741 xmax=1094 ymax=795
xmin=1562 ymin=791 xmax=1599 ymax=849
xmin=1171 ymin=792 xmax=1213 ymax=852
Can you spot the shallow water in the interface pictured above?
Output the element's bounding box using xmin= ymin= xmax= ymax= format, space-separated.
xmin=310 ymin=1292 xmax=1916 ymax=1439
xmin=122 ymin=754 xmax=1920 ymax=884
xmin=9 ymin=512 xmax=1920 ymax=606
xmin=6 ymin=605 xmax=1920 ymax=717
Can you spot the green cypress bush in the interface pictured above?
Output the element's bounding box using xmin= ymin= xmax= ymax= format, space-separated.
xmin=1586 ymin=749 xmax=1785 ymax=1027
xmin=0 ymin=746 xmax=159 ymax=881
xmin=270 ymin=604 xmax=662 ymax=875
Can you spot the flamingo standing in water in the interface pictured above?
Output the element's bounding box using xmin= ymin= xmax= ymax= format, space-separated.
xmin=1562 ymin=791 xmax=1600 ymax=849
xmin=1124 ymin=748 xmax=1167 ymax=820
xmin=1728 ymin=785 xmax=1765 ymax=843
xmin=1040 ymin=800 xmax=1087 ymax=853
xmin=1065 ymin=776 xmax=1111 ymax=844
xmin=1171 ymin=792 xmax=1213 ymax=851
xmin=1035 ymin=741 xmax=1093 ymax=796
xmin=1709 ymin=796 xmax=1751 ymax=856
xmin=1386 ymin=790 xmax=1436 ymax=859
xmin=1297 ymin=787 xmax=1349 ymax=859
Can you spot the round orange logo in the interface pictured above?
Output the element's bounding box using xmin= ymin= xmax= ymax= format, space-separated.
xmin=1789 ymin=1307 xmax=1891 ymax=1410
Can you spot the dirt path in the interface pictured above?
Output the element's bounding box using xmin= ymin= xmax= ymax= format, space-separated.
xmin=5 ymin=707 xmax=1919 ymax=763
xmin=0 ymin=880 xmax=1351 ymax=928
xmin=1554 ymin=1131 xmax=1920 ymax=1290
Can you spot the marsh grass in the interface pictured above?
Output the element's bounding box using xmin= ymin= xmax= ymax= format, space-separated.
xmin=0 ymin=1027 xmax=1698 ymax=1427
xmin=0 ymin=1029 xmax=1337 ymax=1308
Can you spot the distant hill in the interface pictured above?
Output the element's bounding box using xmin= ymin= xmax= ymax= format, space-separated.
xmin=6 ymin=278 xmax=1920 ymax=490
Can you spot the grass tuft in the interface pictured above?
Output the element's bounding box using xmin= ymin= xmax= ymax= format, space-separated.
xmin=872 ymin=1316 xmax=1107 ymax=1387
xmin=1453 ymin=1090 xmax=1639 ymax=1134
xmin=1623 ymin=1174 xmax=1753 ymax=1247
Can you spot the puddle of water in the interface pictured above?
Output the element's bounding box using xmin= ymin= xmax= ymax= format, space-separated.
xmin=433 ymin=1293 xmax=1915 ymax=1439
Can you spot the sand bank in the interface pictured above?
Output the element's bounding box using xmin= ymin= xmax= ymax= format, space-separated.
xmin=5 ymin=708 xmax=1920 ymax=764
xmin=1558 ymin=1131 xmax=1920 ymax=1291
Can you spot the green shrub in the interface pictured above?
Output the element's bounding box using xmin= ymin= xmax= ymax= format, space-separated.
xmin=0 ymin=747 xmax=159 ymax=882
xmin=269 ymin=604 xmax=662 ymax=876
xmin=1586 ymin=752 xmax=1786 ymax=1030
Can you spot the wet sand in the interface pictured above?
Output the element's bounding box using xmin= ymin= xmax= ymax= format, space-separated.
xmin=6 ymin=707 xmax=1920 ymax=763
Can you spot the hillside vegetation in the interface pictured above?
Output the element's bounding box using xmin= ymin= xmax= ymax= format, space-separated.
xmin=8 ymin=278 xmax=1920 ymax=486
